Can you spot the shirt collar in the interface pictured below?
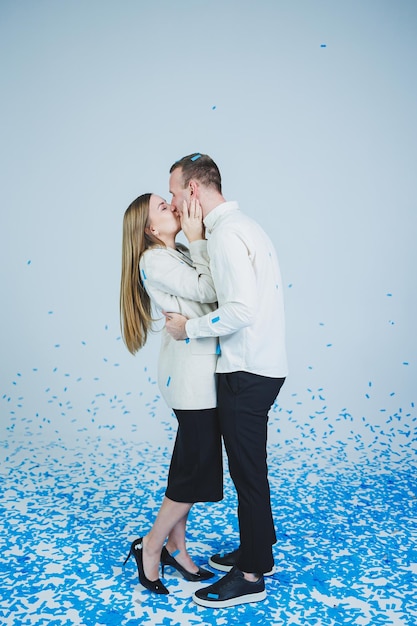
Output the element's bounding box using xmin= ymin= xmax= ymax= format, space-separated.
xmin=204 ymin=201 xmax=239 ymax=233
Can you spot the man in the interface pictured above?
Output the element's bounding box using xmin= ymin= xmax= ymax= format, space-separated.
xmin=165 ymin=153 xmax=288 ymax=608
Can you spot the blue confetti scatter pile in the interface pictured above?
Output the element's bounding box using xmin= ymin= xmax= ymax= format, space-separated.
xmin=0 ymin=436 xmax=416 ymax=624
xmin=0 ymin=338 xmax=416 ymax=625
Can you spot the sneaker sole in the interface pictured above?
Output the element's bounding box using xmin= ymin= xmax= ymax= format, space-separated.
xmin=208 ymin=558 xmax=276 ymax=577
xmin=208 ymin=557 xmax=232 ymax=572
xmin=192 ymin=589 xmax=267 ymax=608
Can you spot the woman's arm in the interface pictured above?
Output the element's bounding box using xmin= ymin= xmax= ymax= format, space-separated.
xmin=140 ymin=246 xmax=217 ymax=313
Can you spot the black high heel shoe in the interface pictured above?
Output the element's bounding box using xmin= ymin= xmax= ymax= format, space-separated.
xmin=161 ymin=546 xmax=215 ymax=582
xmin=123 ymin=538 xmax=169 ymax=595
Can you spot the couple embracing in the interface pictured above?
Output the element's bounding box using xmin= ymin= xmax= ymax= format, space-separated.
xmin=120 ymin=153 xmax=287 ymax=608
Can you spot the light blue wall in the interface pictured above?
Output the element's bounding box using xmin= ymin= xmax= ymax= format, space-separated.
xmin=1 ymin=0 xmax=416 ymax=457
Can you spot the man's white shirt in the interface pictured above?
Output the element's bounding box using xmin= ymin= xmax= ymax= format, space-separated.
xmin=185 ymin=201 xmax=288 ymax=378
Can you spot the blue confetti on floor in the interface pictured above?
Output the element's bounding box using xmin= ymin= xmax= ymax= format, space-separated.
xmin=1 ymin=341 xmax=416 ymax=625
xmin=1 ymin=435 xmax=416 ymax=624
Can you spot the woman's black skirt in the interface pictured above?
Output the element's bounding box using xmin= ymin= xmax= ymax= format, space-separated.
xmin=165 ymin=408 xmax=223 ymax=503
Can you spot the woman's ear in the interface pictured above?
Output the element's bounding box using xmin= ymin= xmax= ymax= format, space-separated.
xmin=145 ymin=225 xmax=158 ymax=236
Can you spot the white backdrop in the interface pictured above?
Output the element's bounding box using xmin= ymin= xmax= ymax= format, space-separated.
xmin=1 ymin=0 xmax=416 ymax=459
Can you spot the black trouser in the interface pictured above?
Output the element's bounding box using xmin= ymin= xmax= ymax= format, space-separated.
xmin=217 ymin=371 xmax=285 ymax=574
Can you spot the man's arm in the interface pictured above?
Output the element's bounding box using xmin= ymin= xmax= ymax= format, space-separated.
xmin=165 ymin=228 xmax=256 ymax=341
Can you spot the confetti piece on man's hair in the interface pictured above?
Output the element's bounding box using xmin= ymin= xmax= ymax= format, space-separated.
xmin=191 ymin=154 xmax=202 ymax=161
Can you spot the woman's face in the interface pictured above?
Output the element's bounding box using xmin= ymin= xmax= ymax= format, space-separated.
xmin=147 ymin=194 xmax=180 ymax=239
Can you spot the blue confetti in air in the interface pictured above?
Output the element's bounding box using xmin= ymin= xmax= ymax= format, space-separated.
xmin=27 ymin=260 xmax=31 ymax=265
xmin=320 ymin=44 xmax=327 ymax=48
xmin=212 ymin=105 xmax=216 ymax=110
xmin=211 ymin=316 xmax=220 ymax=324
xmin=166 ymin=376 xmax=171 ymax=387
xmin=141 ymin=269 xmax=147 ymax=280
xmin=185 ymin=338 xmax=190 ymax=344
xmin=216 ymin=344 xmax=221 ymax=355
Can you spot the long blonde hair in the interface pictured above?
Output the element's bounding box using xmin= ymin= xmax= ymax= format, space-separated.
xmin=120 ymin=193 xmax=165 ymax=354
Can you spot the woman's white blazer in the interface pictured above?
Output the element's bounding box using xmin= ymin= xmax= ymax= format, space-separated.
xmin=139 ymin=240 xmax=218 ymax=410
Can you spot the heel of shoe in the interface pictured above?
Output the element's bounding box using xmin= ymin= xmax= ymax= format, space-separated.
xmin=123 ymin=550 xmax=132 ymax=568
xmin=160 ymin=546 xmax=214 ymax=582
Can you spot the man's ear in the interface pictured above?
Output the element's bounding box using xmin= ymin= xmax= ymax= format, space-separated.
xmin=189 ymin=180 xmax=198 ymax=197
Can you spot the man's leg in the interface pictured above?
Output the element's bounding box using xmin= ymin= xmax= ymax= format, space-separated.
xmin=192 ymin=372 xmax=285 ymax=608
xmin=217 ymin=371 xmax=285 ymax=574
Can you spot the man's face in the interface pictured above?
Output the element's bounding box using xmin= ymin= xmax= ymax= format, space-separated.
xmin=169 ymin=167 xmax=190 ymax=215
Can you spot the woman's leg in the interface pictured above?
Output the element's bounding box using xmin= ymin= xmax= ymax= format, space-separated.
xmin=142 ymin=497 xmax=195 ymax=580
xmin=142 ymin=408 xmax=222 ymax=581
xmin=165 ymin=509 xmax=188 ymax=554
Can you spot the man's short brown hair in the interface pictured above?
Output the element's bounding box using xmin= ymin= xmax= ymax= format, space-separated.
xmin=170 ymin=153 xmax=222 ymax=193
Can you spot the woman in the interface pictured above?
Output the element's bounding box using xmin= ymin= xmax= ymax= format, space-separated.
xmin=120 ymin=193 xmax=222 ymax=595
